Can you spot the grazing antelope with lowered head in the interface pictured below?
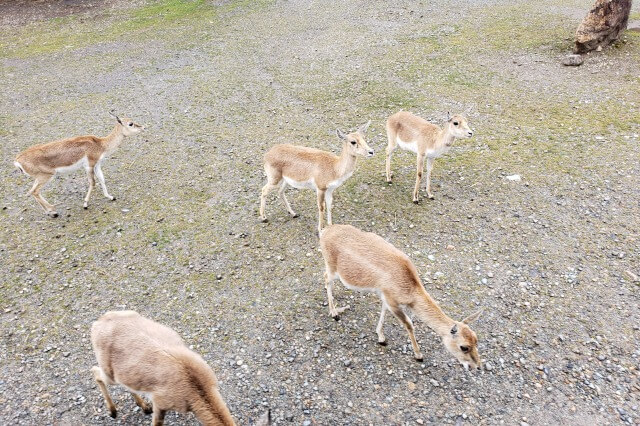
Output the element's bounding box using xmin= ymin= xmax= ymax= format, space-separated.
xmin=386 ymin=111 xmax=473 ymax=203
xmin=90 ymin=310 xmax=271 ymax=426
xmin=320 ymin=224 xmax=482 ymax=369
xmin=259 ymin=121 xmax=373 ymax=234
xmin=14 ymin=113 xmax=143 ymax=217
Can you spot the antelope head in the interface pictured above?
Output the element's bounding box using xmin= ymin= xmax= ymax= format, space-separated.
xmin=336 ymin=120 xmax=374 ymax=158
xmin=446 ymin=112 xmax=473 ymax=143
xmin=110 ymin=111 xmax=144 ymax=136
xmin=441 ymin=310 xmax=482 ymax=370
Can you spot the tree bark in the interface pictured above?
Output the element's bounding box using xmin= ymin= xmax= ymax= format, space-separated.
xmin=574 ymin=0 xmax=632 ymax=53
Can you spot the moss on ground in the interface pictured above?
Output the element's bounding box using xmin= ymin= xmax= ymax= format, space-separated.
xmin=0 ymin=0 xmax=272 ymax=59
xmin=451 ymin=4 xmax=573 ymax=53
xmin=1 ymin=0 xmax=639 ymax=424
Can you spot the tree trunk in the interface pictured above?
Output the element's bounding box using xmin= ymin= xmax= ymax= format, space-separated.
xmin=574 ymin=0 xmax=632 ymax=53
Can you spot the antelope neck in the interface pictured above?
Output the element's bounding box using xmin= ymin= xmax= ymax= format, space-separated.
xmin=438 ymin=126 xmax=456 ymax=147
xmin=416 ymin=288 xmax=456 ymax=336
xmin=103 ymin=125 xmax=125 ymax=152
xmin=336 ymin=142 xmax=358 ymax=175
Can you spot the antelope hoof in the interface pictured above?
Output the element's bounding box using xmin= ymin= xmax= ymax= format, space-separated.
xmin=377 ymin=340 xmax=388 ymax=346
xmin=291 ymin=213 xmax=299 ymax=218
xmin=413 ymin=199 xmax=419 ymax=205
xmin=427 ymin=194 xmax=434 ymax=200
xmin=414 ymin=355 xmax=424 ymax=362
xmin=260 ymin=217 xmax=268 ymax=223
xmin=48 ymin=211 xmax=59 ymax=218
xmin=109 ymin=409 xmax=117 ymax=418
xmin=332 ymin=314 xmax=340 ymax=321
xmin=109 ymin=196 xmax=116 ymax=202
xmin=143 ymin=405 xmax=153 ymax=415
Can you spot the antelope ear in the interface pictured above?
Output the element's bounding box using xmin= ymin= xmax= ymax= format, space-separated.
xmin=109 ymin=110 xmax=123 ymax=125
xmin=358 ymin=120 xmax=371 ymax=134
xmin=450 ymin=324 xmax=458 ymax=335
xmin=446 ymin=111 xmax=451 ymax=122
xmin=336 ymin=129 xmax=347 ymax=140
xmin=463 ymin=309 xmax=483 ymax=324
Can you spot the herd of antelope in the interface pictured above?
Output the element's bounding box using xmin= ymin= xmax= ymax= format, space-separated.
xmin=13 ymin=110 xmax=481 ymax=425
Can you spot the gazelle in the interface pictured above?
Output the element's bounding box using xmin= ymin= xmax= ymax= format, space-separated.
xmin=385 ymin=111 xmax=473 ymax=203
xmin=90 ymin=310 xmax=271 ymax=426
xmin=259 ymin=121 xmax=373 ymax=234
xmin=13 ymin=113 xmax=143 ymax=217
xmin=320 ymin=224 xmax=482 ymax=369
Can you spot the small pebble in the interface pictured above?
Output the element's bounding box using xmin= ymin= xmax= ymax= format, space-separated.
xmin=562 ymin=54 xmax=583 ymax=66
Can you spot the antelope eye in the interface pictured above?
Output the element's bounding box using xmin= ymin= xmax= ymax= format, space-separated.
xmin=453 ymin=121 xmax=459 ymax=126
xmin=460 ymin=345 xmax=470 ymax=353
xmin=128 ymin=122 xmax=134 ymax=127
xmin=350 ymin=140 xmax=357 ymax=145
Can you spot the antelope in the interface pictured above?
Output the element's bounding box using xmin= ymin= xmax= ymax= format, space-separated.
xmin=385 ymin=111 xmax=473 ymax=203
xmin=259 ymin=121 xmax=374 ymax=234
xmin=13 ymin=113 xmax=143 ymax=217
xmin=91 ymin=310 xmax=271 ymax=426
xmin=320 ymin=224 xmax=482 ymax=369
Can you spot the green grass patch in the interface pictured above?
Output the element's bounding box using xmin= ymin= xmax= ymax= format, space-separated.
xmin=411 ymin=34 xmax=444 ymax=53
xmin=384 ymin=29 xmax=497 ymax=93
xmin=626 ymin=28 xmax=640 ymax=39
xmin=122 ymin=0 xmax=209 ymax=31
xmin=0 ymin=115 xmax=10 ymax=137
xmin=0 ymin=0 xmax=271 ymax=59
xmin=357 ymin=81 xmax=420 ymax=112
xmin=442 ymin=89 xmax=640 ymax=183
xmin=0 ymin=0 xmax=211 ymax=58
xmin=503 ymin=98 xmax=640 ymax=135
xmin=450 ymin=4 xmax=573 ymax=52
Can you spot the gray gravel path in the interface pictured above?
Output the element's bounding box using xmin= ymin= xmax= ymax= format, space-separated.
xmin=1 ymin=0 xmax=639 ymax=425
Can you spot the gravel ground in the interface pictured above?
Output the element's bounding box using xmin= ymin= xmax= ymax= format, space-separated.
xmin=1 ymin=0 xmax=639 ymax=425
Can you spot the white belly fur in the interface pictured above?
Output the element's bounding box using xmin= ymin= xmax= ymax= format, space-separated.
xmin=397 ymin=137 xmax=452 ymax=159
xmin=336 ymin=273 xmax=380 ymax=296
xmin=397 ymin=137 xmax=418 ymax=154
xmin=426 ymin=145 xmax=450 ymax=159
xmin=55 ymin=156 xmax=89 ymax=174
xmin=327 ymin=171 xmax=353 ymax=191
xmin=283 ymin=176 xmax=317 ymax=190
xmin=122 ymin=384 xmax=152 ymax=400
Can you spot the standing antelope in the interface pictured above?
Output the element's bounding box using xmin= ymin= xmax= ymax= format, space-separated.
xmin=385 ymin=111 xmax=473 ymax=203
xmin=90 ymin=310 xmax=271 ymax=426
xmin=320 ymin=224 xmax=482 ymax=369
xmin=259 ymin=121 xmax=374 ymax=234
xmin=13 ymin=113 xmax=143 ymax=217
